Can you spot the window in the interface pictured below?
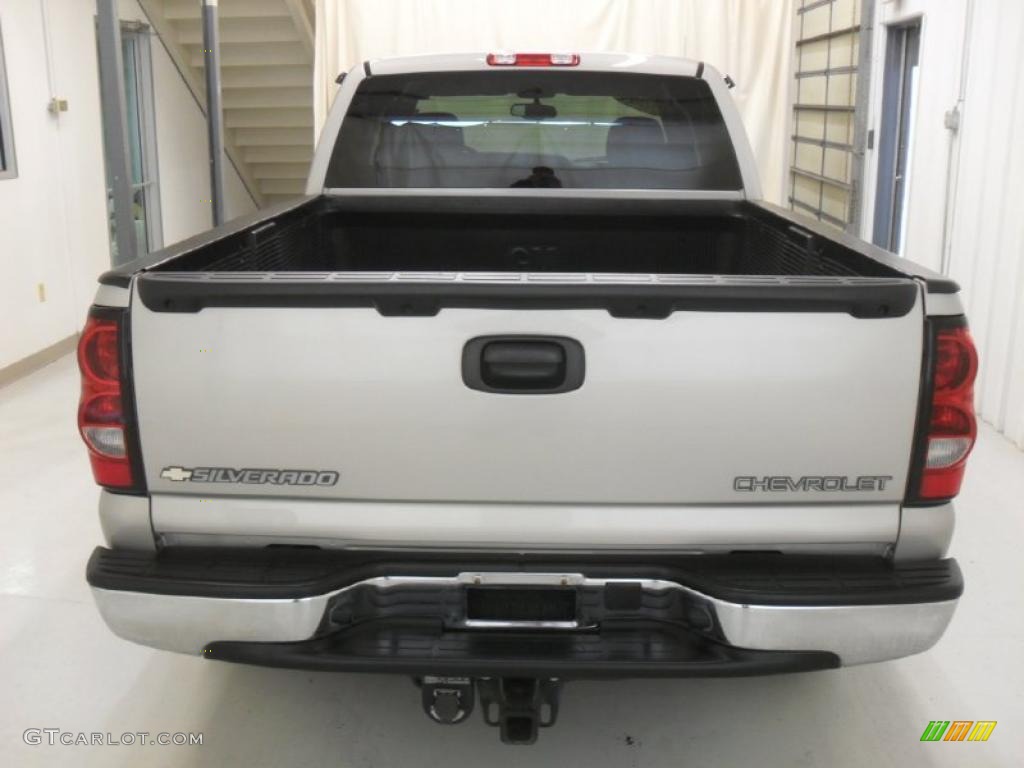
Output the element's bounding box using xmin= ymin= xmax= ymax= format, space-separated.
xmin=0 ymin=19 xmax=17 ymax=179
xmin=326 ymin=71 xmax=742 ymax=190
xmin=789 ymin=0 xmax=865 ymax=229
xmin=98 ymin=22 xmax=161 ymax=259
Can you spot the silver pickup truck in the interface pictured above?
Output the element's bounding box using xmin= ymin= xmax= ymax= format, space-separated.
xmin=81 ymin=53 xmax=976 ymax=744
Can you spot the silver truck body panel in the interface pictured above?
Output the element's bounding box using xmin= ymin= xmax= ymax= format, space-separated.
xmin=131 ymin=289 xmax=924 ymax=548
xmin=151 ymin=495 xmax=897 ymax=554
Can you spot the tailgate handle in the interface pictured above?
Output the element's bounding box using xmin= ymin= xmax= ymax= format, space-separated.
xmin=483 ymin=342 xmax=564 ymax=389
xmin=462 ymin=336 xmax=585 ymax=394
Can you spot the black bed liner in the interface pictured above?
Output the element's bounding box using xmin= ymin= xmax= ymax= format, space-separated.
xmin=99 ymin=194 xmax=958 ymax=291
xmin=134 ymin=272 xmax=917 ymax=318
xmin=126 ymin=197 xmax=899 ymax=277
xmin=98 ymin=194 xmax=956 ymax=319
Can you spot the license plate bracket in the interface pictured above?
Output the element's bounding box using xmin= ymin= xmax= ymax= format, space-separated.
xmin=464 ymin=586 xmax=578 ymax=628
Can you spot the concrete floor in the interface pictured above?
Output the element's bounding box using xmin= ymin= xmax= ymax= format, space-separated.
xmin=1 ymin=354 xmax=1021 ymax=767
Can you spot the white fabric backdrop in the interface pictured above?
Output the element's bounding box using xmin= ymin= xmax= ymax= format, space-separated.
xmin=314 ymin=0 xmax=795 ymax=202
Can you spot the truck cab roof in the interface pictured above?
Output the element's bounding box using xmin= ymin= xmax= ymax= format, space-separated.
xmin=360 ymin=51 xmax=706 ymax=78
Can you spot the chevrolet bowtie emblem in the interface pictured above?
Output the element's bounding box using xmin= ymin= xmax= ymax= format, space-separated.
xmin=160 ymin=466 xmax=194 ymax=482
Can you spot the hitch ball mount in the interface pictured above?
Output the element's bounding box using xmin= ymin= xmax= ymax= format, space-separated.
xmin=419 ymin=676 xmax=562 ymax=745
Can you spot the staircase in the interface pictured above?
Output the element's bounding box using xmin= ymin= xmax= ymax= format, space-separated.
xmin=140 ymin=0 xmax=316 ymax=206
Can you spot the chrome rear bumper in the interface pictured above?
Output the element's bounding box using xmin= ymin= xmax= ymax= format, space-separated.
xmin=90 ymin=569 xmax=959 ymax=668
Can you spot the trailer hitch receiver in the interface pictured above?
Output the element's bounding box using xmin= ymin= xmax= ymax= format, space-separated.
xmin=478 ymin=677 xmax=562 ymax=745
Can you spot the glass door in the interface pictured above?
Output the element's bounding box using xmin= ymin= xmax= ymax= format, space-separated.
xmin=98 ymin=22 xmax=161 ymax=261
xmin=873 ymin=21 xmax=921 ymax=253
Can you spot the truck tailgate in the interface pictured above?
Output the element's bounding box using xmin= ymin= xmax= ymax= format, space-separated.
xmin=130 ymin=283 xmax=924 ymax=508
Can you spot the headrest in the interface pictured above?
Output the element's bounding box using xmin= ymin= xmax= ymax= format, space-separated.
xmin=607 ymin=116 xmax=665 ymax=144
xmin=409 ymin=112 xmax=466 ymax=148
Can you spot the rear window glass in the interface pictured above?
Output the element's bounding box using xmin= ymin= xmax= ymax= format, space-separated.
xmin=325 ymin=70 xmax=742 ymax=190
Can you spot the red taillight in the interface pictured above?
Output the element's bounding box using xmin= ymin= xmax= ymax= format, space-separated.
xmin=486 ymin=53 xmax=580 ymax=67
xmin=914 ymin=322 xmax=978 ymax=501
xmin=77 ymin=311 xmax=134 ymax=488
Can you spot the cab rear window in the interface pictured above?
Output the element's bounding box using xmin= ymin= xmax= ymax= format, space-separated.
xmin=325 ymin=70 xmax=742 ymax=190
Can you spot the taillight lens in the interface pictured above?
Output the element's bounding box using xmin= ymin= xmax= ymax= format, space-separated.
xmin=914 ymin=322 xmax=978 ymax=501
xmin=486 ymin=53 xmax=580 ymax=67
xmin=77 ymin=310 xmax=134 ymax=488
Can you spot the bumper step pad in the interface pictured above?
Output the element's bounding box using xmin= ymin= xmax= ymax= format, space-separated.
xmin=205 ymin=619 xmax=837 ymax=678
xmin=87 ymin=547 xmax=963 ymax=606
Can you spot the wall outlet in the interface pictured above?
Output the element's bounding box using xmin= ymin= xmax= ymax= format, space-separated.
xmin=37 ymin=283 xmax=46 ymax=302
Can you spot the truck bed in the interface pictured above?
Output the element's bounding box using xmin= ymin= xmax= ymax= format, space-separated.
xmin=150 ymin=196 xmax=903 ymax=279
xmin=113 ymin=195 xmax=932 ymax=321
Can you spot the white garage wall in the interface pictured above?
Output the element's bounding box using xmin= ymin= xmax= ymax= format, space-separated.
xmin=0 ymin=0 xmax=108 ymax=372
xmin=0 ymin=0 xmax=255 ymax=373
xmin=314 ymin=0 xmax=796 ymax=203
xmin=946 ymin=0 xmax=1024 ymax=448
xmin=860 ymin=0 xmax=966 ymax=272
xmin=861 ymin=0 xmax=1024 ymax=448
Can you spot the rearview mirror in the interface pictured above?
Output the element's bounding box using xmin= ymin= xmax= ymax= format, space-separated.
xmin=511 ymin=102 xmax=558 ymax=119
